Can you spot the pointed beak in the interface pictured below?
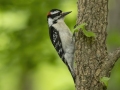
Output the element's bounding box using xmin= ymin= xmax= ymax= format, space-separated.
xmin=61 ymin=11 xmax=72 ymax=17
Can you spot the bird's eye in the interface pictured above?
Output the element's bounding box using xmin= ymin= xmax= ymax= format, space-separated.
xmin=57 ymin=13 xmax=60 ymax=16
xmin=58 ymin=13 xmax=62 ymax=16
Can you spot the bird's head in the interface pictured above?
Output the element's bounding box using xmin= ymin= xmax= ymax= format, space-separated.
xmin=47 ymin=9 xmax=72 ymax=26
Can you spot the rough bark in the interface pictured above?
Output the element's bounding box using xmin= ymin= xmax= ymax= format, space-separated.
xmin=74 ymin=0 xmax=120 ymax=90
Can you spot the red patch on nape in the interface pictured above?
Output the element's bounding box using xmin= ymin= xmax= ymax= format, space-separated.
xmin=47 ymin=12 xmax=50 ymax=16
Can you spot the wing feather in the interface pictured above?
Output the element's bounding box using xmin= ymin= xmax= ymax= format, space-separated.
xmin=49 ymin=26 xmax=65 ymax=61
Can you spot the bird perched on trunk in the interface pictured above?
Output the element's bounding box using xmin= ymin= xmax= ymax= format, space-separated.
xmin=47 ymin=9 xmax=75 ymax=82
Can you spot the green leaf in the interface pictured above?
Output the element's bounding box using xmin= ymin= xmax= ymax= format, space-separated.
xmin=73 ymin=23 xmax=86 ymax=32
xmin=73 ymin=23 xmax=96 ymax=37
xmin=100 ymin=77 xmax=110 ymax=87
xmin=82 ymin=30 xmax=96 ymax=37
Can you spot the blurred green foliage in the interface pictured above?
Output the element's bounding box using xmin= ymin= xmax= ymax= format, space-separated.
xmin=0 ymin=0 xmax=77 ymax=90
xmin=0 ymin=0 xmax=120 ymax=90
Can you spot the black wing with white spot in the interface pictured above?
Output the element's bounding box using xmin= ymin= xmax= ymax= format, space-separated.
xmin=49 ymin=26 xmax=65 ymax=61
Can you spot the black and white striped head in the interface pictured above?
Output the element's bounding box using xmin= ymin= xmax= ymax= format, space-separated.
xmin=47 ymin=9 xmax=72 ymax=26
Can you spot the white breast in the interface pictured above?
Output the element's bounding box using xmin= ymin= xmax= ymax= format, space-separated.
xmin=52 ymin=19 xmax=74 ymax=53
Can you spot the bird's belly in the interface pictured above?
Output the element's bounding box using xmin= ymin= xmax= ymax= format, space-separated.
xmin=59 ymin=32 xmax=74 ymax=53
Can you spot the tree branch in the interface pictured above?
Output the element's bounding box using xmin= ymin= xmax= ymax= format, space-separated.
xmin=109 ymin=47 xmax=120 ymax=64
xmin=104 ymin=47 xmax=120 ymax=73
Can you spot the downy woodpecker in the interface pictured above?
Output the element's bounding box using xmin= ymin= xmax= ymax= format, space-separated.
xmin=47 ymin=9 xmax=75 ymax=82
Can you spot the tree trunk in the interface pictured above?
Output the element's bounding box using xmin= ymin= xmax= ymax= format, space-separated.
xmin=74 ymin=0 xmax=120 ymax=90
